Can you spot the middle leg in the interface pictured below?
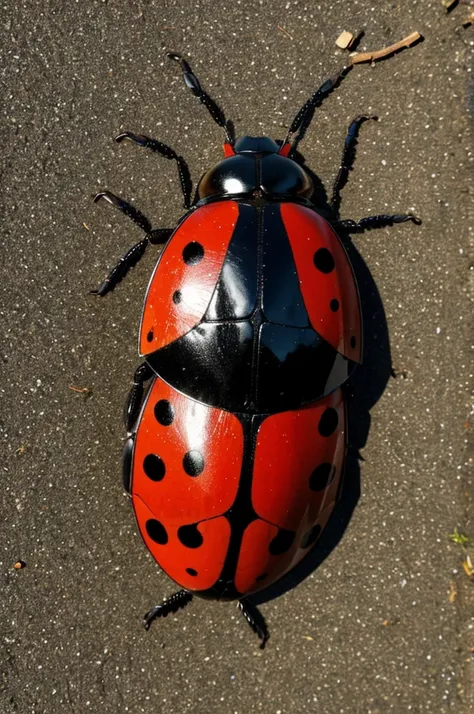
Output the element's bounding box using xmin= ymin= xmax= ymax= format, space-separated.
xmin=332 ymin=214 xmax=421 ymax=233
xmin=115 ymin=132 xmax=193 ymax=209
xmin=329 ymin=116 xmax=421 ymax=230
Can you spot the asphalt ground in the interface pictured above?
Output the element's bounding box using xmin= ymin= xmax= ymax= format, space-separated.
xmin=1 ymin=1 xmax=473 ymax=712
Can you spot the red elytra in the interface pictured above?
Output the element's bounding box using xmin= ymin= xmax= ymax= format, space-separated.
xmin=139 ymin=202 xmax=239 ymax=354
xmin=131 ymin=376 xmax=345 ymax=597
xmin=280 ymin=203 xmax=361 ymax=362
xmin=140 ymin=200 xmax=360 ymax=366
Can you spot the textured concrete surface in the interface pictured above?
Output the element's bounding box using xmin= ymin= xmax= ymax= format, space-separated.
xmin=1 ymin=1 xmax=473 ymax=712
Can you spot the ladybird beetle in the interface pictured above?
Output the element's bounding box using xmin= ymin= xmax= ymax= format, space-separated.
xmin=92 ymin=53 xmax=420 ymax=647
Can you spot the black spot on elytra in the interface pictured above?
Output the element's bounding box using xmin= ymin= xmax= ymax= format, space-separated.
xmin=143 ymin=454 xmax=166 ymax=482
xmin=301 ymin=524 xmax=322 ymax=549
xmin=182 ymin=241 xmax=204 ymax=266
xmin=177 ymin=524 xmax=203 ymax=548
xmin=255 ymin=573 xmax=268 ymax=582
xmin=173 ymin=290 xmax=182 ymax=305
xmin=269 ymin=528 xmax=295 ymax=556
xmin=154 ymin=399 xmax=174 ymax=426
xmin=309 ymin=463 xmax=335 ymax=491
xmin=330 ymin=298 xmax=340 ymax=312
xmin=313 ymin=248 xmax=335 ymax=273
xmin=318 ymin=408 xmax=339 ymax=437
xmin=183 ymin=450 xmax=205 ymax=477
xmin=147 ymin=329 xmax=154 ymax=342
xmin=146 ymin=519 xmax=168 ymax=545
xmin=350 ymin=335 xmax=357 ymax=349
xmin=186 ymin=568 xmax=198 ymax=576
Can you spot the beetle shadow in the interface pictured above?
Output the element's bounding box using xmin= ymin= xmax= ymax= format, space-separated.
xmin=251 ymin=157 xmax=394 ymax=606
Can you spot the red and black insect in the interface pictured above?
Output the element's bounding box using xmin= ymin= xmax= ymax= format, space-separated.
xmin=92 ymin=53 xmax=420 ymax=647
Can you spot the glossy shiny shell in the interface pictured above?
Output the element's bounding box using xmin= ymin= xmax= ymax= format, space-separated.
xmin=280 ymin=203 xmax=361 ymax=362
xmin=140 ymin=201 xmax=239 ymax=354
xmin=130 ymin=376 xmax=346 ymax=599
xmin=131 ymin=377 xmax=243 ymax=593
xmin=196 ymin=153 xmax=313 ymax=200
xmin=142 ymin=200 xmax=360 ymax=414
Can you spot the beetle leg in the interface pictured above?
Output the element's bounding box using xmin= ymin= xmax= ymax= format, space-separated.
xmin=91 ymin=191 xmax=172 ymax=296
xmin=284 ymin=64 xmax=353 ymax=150
xmin=115 ymin=132 xmax=192 ymax=209
xmin=332 ymin=214 xmax=421 ymax=233
xmin=238 ymin=600 xmax=269 ymax=649
xmin=90 ymin=236 xmax=148 ymax=296
xmin=330 ymin=115 xmax=378 ymax=215
xmin=167 ymin=52 xmax=234 ymax=145
xmin=122 ymin=363 xmax=155 ymax=495
xmin=124 ymin=362 xmax=154 ymax=432
xmin=143 ymin=590 xmax=194 ymax=631
xmin=94 ymin=190 xmax=152 ymax=232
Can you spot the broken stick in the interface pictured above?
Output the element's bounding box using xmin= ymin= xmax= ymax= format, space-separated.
xmin=350 ymin=31 xmax=422 ymax=65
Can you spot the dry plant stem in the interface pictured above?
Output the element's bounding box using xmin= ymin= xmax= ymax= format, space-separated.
xmin=68 ymin=385 xmax=90 ymax=394
xmin=350 ymin=31 xmax=422 ymax=65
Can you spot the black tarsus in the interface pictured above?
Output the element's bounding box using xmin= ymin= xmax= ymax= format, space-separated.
xmin=332 ymin=214 xmax=421 ymax=233
xmin=90 ymin=191 xmax=172 ymax=297
xmin=167 ymin=52 xmax=234 ymax=145
xmin=115 ymin=132 xmax=193 ymax=209
xmin=238 ymin=599 xmax=269 ymax=649
xmin=143 ymin=590 xmax=194 ymax=631
xmin=330 ymin=115 xmax=378 ymax=215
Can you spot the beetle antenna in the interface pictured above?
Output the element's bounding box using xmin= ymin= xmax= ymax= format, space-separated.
xmin=284 ymin=64 xmax=353 ymax=153
xmin=167 ymin=52 xmax=234 ymax=145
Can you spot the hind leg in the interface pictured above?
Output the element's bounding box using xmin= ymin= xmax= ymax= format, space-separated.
xmin=144 ymin=590 xmax=194 ymax=631
xmin=239 ymin=599 xmax=269 ymax=649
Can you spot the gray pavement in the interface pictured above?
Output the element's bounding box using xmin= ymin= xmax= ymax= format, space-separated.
xmin=1 ymin=1 xmax=473 ymax=712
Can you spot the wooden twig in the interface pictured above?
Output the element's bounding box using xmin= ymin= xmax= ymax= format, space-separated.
xmin=68 ymin=385 xmax=90 ymax=394
xmin=349 ymin=31 xmax=422 ymax=65
xmin=277 ymin=25 xmax=294 ymax=40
